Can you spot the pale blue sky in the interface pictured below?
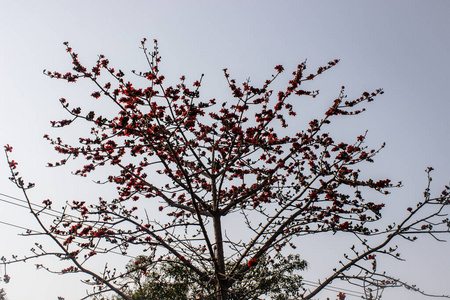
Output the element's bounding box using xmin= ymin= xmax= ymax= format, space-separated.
xmin=1 ymin=1 xmax=449 ymax=299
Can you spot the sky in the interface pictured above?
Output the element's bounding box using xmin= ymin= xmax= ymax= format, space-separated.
xmin=0 ymin=0 xmax=450 ymax=299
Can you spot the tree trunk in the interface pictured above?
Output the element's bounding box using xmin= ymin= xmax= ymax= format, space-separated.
xmin=213 ymin=214 xmax=227 ymax=300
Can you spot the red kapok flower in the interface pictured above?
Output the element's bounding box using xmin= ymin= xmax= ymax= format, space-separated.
xmin=8 ymin=160 xmax=18 ymax=169
xmin=42 ymin=199 xmax=52 ymax=207
xmin=274 ymin=65 xmax=284 ymax=73
xmin=247 ymin=258 xmax=258 ymax=267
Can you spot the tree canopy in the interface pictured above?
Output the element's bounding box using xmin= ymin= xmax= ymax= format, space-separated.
xmin=3 ymin=39 xmax=450 ymax=300
xmin=117 ymin=253 xmax=306 ymax=300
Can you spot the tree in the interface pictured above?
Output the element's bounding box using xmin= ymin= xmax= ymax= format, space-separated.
xmin=118 ymin=253 xmax=306 ymax=300
xmin=3 ymin=38 xmax=450 ymax=299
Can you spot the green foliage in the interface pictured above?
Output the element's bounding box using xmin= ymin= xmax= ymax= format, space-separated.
xmin=124 ymin=258 xmax=195 ymax=300
xmin=230 ymin=253 xmax=307 ymax=300
xmin=118 ymin=253 xmax=307 ymax=300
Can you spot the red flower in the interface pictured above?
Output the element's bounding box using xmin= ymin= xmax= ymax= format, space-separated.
xmin=8 ymin=160 xmax=18 ymax=169
xmin=274 ymin=65 xmax=284 ymax=73
xmin=4 ymin=144 xmax=13 ymax=152
xmin=247 ymin=258 xmax=258 ymax=267
xmin=42 ymin=199 xmax=52 ymax=207
xmin=339 ymin=222 xmax=350 ymax=230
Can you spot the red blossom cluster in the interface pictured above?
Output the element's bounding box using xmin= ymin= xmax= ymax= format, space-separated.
xmin=39 ymin=38 xmax=395 ymax=285
xmin=4 ymin=39 xmax=449 ymax=300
